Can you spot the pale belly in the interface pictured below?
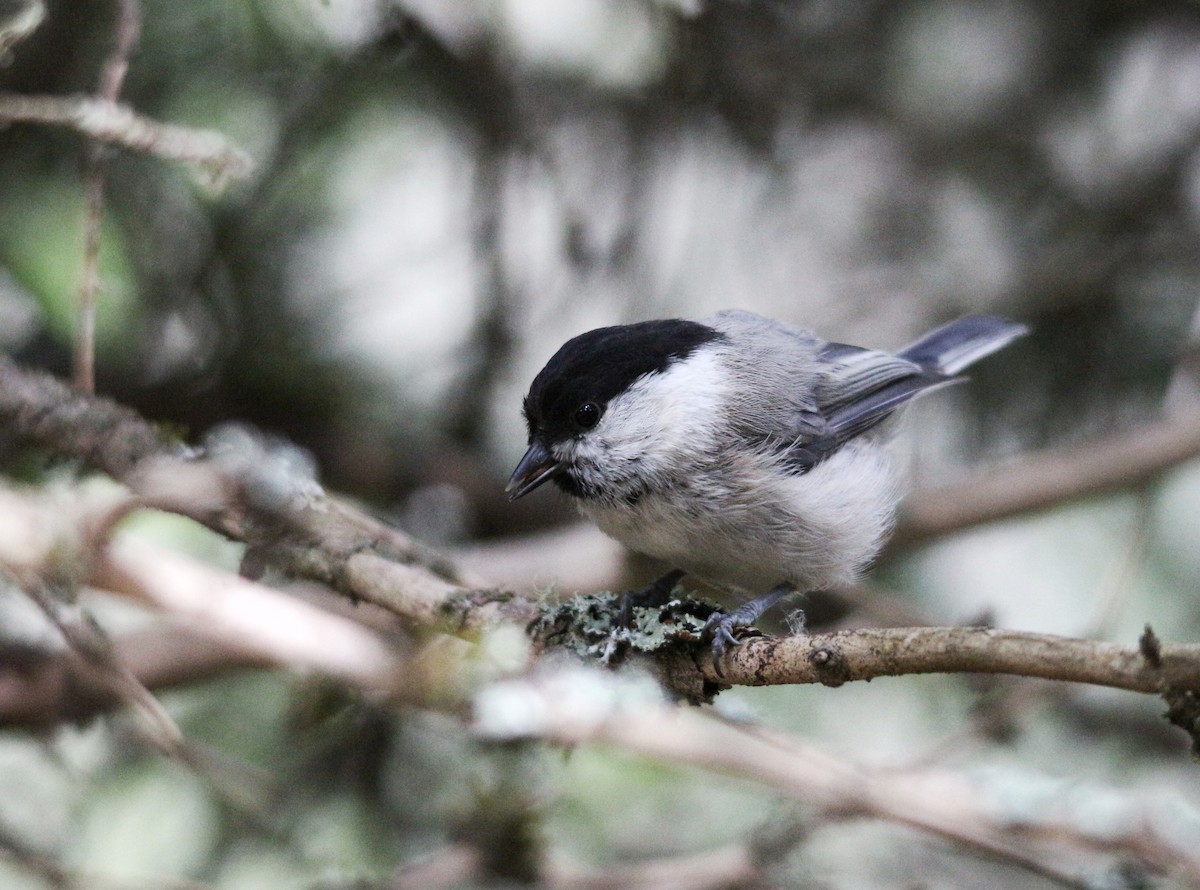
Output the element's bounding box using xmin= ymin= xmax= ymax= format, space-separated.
xmin=577 ymin=443 xmax=898 ymax=595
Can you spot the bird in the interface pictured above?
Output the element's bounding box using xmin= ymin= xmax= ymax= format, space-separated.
xmin=507 ymin=309 xmax=1027 ymax=668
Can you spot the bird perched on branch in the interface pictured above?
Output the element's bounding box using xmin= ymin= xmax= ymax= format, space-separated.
xmin=508 ymin=310 xmax=1027 ymax=669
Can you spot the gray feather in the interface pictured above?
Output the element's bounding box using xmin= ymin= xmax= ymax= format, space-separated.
xmin=786 ymin=315 xmax=1027 ymax=471
xmin=899 ymin=315 xmax=1029 ymax=375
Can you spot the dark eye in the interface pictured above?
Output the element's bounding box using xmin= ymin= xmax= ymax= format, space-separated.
xmin=573 ymin=402 xmax=602 ymax=430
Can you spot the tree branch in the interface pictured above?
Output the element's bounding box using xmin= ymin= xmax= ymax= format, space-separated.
xmin=2 ymin=355 xmax=1200 ymax=723
xmin=0 ymin=94 xmax=252 ymax=182
xmin=95 ymin=536 xmax=403 ymax=688
xmin=679 ymin=625 xmax=1200 ymax=694
xmin=0 ymin=353 xmax=475 ymax=593
xmin=890 ymin=412 xmax=1200 ymax=550
xmin=0 ymin=480 xmax=403 ymax=729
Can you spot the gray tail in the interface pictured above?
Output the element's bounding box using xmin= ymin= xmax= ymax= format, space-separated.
xmin=899 ymin=315 xmax=1029 ymax=376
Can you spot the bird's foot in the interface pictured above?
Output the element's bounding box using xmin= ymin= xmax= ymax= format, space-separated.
xmin=701 ymin=584 xmax=796 ymax=677
xmin=701 ymin=608 xmax=757 ymax=676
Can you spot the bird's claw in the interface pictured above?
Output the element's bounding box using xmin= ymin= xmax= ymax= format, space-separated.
xmin=702 ymin=611 xmax=743 ymax=677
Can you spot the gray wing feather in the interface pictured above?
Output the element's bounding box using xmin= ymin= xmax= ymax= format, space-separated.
xmin=785 ymin=345 xmax=944 ymax=470
xmin=815 ymin=343 xmax=928 ymax=413
xmin=706 ymin=311 xmax=1025 ymax=472
xmin=784 ymin=315 xmax=1026 ymax=471
xmin=899 ymin=315 xmax=1029 ymax=375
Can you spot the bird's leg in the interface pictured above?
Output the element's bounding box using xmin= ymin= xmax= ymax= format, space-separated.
xmin=617 ymin=569 xmax=687 ymax=628
xmin=704 ymin=583 xmax=797 ymax=675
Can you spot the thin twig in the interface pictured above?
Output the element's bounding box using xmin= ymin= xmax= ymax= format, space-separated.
xmin=1083 ymin=485 xmax=1155 ymax=640
xmin=76 ymin=165 xmax=100 ymax=392
xmin=76 ymin=0 xmax=142 ymax=392
xmin=97 ymin=0 xmax=142 ymax=100
xmin=0 ymin=93 xmax=253 ymax=181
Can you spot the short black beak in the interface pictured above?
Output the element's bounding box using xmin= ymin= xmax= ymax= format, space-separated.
xmin=506 ymin=439 xmax=562 ymax=500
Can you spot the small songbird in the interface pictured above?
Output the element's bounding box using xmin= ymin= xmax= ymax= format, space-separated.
xmin=507 ymin=310 xmax=1027 ymax=666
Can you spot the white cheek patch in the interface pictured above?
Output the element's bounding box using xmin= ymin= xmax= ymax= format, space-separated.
xmin=588 ymin=347 xmax=729 ymax=473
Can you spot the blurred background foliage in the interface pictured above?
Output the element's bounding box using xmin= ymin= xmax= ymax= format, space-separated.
xmin=2 ymin=0 xmax=1200 ymax=887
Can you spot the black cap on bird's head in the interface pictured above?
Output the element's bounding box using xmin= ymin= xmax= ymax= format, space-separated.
xmin=506 ymin=319 xmax=723 ymax=500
